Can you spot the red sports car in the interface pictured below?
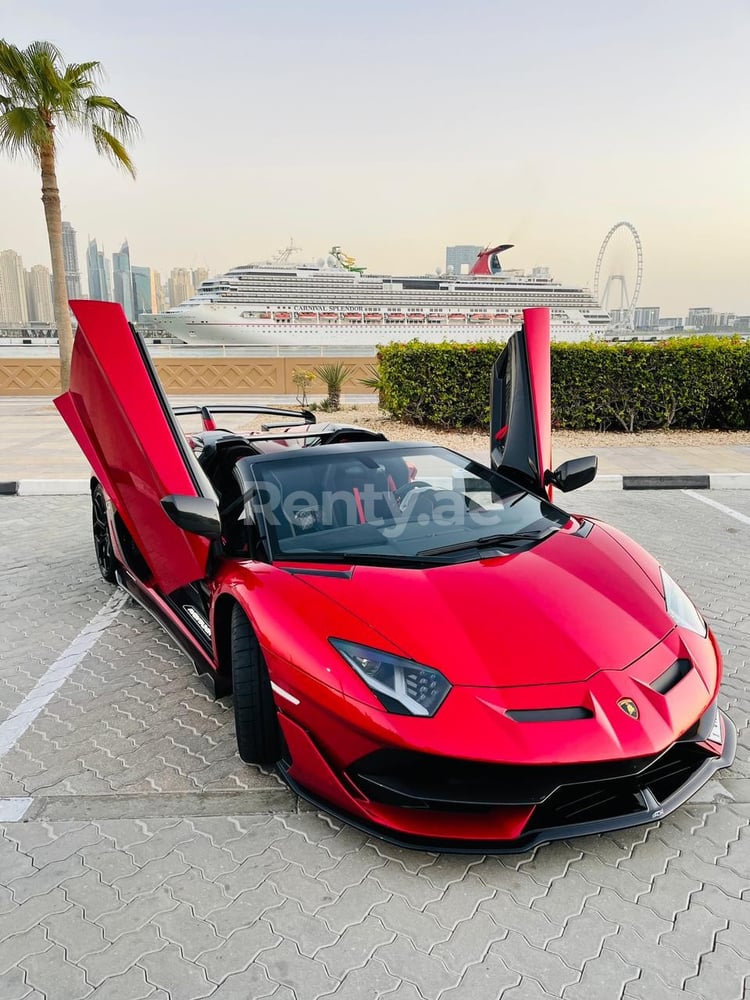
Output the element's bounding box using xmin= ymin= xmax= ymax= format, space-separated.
xmin=55 ymin=301 xmax=735 ymax=852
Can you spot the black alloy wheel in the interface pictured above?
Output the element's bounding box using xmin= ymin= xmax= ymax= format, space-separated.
xmin=230 ymin=604 xmax=282 ymax=765
xmin=91 ymin=483 xmax=118 ymax=583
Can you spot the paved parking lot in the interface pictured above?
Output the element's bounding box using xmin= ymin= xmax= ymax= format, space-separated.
xmin=0 ymin=490 xmax=748 ymax=1000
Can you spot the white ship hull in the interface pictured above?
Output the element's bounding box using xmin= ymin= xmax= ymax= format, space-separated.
xmin=149 ymin=246 xmax=610 ymax=347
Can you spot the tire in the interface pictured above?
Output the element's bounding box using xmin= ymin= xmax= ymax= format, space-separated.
xmin=91 ymin=483 xmax=118 ymax=583
xmin=230 ymin=604 xmax=282 ymax=765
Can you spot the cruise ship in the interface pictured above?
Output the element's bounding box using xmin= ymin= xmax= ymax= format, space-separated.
xmin=151 ymin=244 xmax=610 ymax=347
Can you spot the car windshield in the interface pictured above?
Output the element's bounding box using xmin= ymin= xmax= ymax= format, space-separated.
xmin=239 ymin=445 xmax=570 ymax=566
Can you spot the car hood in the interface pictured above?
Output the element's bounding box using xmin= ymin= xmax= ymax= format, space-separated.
xmin=291 ymin=523 xmax=674 ymax=686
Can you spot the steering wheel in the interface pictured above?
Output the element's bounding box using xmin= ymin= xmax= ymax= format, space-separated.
xmin=393 ymin=480 xmax=434 ymax=505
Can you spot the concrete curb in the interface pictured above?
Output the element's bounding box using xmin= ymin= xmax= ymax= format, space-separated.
xmin=3 ymin=475 xmax=750 ymax=496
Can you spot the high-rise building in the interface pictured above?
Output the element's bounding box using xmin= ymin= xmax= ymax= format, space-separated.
xmin=132 ymin=265 xmax=156 ymax=316
xmin=61 ymin=221 xmax=83 ymax=299
xmin=633 ymin=306 xmax=660 ymax=330
xmin=168 ymin=268 xmax=195 ymax=308
xmin=0 ymin=249 xmax=29 ymax=323
xmin=87 ymin=238 xmax=112 ymax=301
xmin=152 ymin=270 xmax=165 ymax=313
xmin=25 ymin=265 xmax=54 ymax=322
xmin=687 ymin=307 xmax=715 ymax=330
xmin=192 ymin=267 xmax=209 ymax=290
xmin=112 ymin=241 xmax=135 ymax=321
xmin=445 ymin=244 xmax=482 ymax=276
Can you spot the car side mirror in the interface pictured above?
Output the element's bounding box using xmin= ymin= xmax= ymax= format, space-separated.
xmin=544 ymin=455 xmax=598 ymax=493
xmin=161 ymin=494 xmax=222 ymax=538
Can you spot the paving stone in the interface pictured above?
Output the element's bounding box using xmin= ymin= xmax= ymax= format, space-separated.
xmin=87 ymin=966 xmax=155 ymax=999
xmin=685 ymin=941 xmax=750 ymax=999
xmin=370 ymin=858 xmax=444 ymax=908
xmin=204 ymin=965 xmax=277 ymax=999
xmin=376 ymin=935 xmax=460 ymax=1000
xmin=315 ymin=916 xmax=395 ymax=980
xmin=319 ymin=957 xmax=398 ymax=999
xmin=165 ymin=868 xmax=233 ymax=919
xmin=257 ymin=938 xmax=340 ymax=999
xmin=153 ymin=901 xmax=225 ymax=961
xmin=606 ymin=927 xmax=696 ymax=986
xmin=717 ymin=924 xmax=750 ymax=960
xmin=20 ymin=941 xmax=92 ymax=1000
xmin=430 ymin=909 xmax=507 ymax=975
xmin=546 ymin=904 xmax=619 ymax=971
xmin=206 ymin=883 xmax=283 ymax=938
xmin=0 ymin=887 xmax=69 ymax=940
xmin=0 ymin=962 xmax=37 ymax=1000
xmin=43 ymin=901 xmax=108 ymax=962
xmin=0 ymin=925 xmax=49 ymax=975
xmin=496 ymin=979 xmax=562 ymax=1000
xmin=139 ymin=942 xmax=217 ymax=999
xmin=80 ymin=925 xmax=165 ymax=987
xmin=659 ymin=902 xmax=727 ymax=962
xmin=478 ymin=890 xmax=561 ymax=948
xmin=561 ymin=945 xmax=639 ymax=1000
xmin=197 ymin=921 xmax=281 ymax=982
xmin=216 ymin=850 xmax=289 ymax=899
xmin=624 ymin=971 xmax=703 ymax=1000
xmin=318 ymin=846 xmax=386 ymax=894
xmin=78 ymin=844 xmax=141 ymax=885
xmin=370 ymin=893 xmax=450 ymax=949
xmin=493 ymin=931 xmax=579 ymax=996
xmin=264 ymin=898 xmax=339 ymax=956
xmin=531 ymin=869 xmax=598 ymax=924
xmin=113 ymin=852 xmax=189 ymax=902
xmin=686 ymin=884 xmax=750 ymax=930
xmin=316 ymin=878 xmax=391 ymax=935
xmin=423 ymin=873 xmax=496 ymax=930
xmin=97 ymin=885 xmax=179 ymax=941
xmin=474 ymin=861 xmax=549 ymax=907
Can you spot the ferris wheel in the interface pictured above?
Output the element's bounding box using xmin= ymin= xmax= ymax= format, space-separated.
xmin=593 ymin=222 xmax=643 ymax=331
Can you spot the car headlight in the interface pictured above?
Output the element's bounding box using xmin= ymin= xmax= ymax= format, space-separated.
xmin=330 ymin=639 xmax=451 ymax=717
xmin=660 ymin=568 xmax=707 ymax=637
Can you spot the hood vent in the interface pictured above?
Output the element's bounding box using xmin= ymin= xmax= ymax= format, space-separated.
xmin=506 ymin=707 xmax=593 ymax=723
xmin=651 ymin=659 xmax=692 ymax=695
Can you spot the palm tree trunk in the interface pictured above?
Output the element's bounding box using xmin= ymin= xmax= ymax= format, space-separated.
xmin=40 ymin=143 xmax=74 ymax=392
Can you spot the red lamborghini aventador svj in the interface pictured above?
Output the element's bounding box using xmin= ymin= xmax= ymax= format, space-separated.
xmin=54 ymin=301 xmax=735 ymax=852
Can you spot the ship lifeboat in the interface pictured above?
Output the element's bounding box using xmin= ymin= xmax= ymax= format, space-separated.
xmin=259 ymin=311 xmax=272 ymax=320
xmin=494 ymin=313 xmax=510 ymax=321
xmin=407 ymin=312 xmax=425 ymax=322
xmin=512 ymin=312 xmax=523 ymax=321
xmin=319 ymin=312 xmax=338 ymax=322
xmin=364 ymin=312 xmax=382 ymax=322
xmin=343 ymin=312 xmax=363 ymax=322
xmin=273 ymin=311 xmax=292 ymax=321
xmin=469 ymin=313 xmax=492 ymax=322
xmin=448 ymin=312 xmax=466 ymax=322
xmin=427 ymin=313 xmax=446 ymax=323
xmin=385 ymin=312 xmax=405 ymax=322
xmin=297 ymin=311 xmax=317 ymax=321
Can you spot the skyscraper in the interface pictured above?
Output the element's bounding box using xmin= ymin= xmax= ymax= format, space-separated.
xmin=192 ymin=267 xmax=209 ymax=290
xmin=87 ymin=238 xmax=112 ymax=302
xmin=445 ymin=244 xmax=482 ymax=276
xmin=132 ymin=266 xmax=155 ymax=317
xmin=0 ymin=249 xmax=29 ymax=323
xmin=112 ymin=241 xmax=135 ymax=321
xmin=168 ymin=268 xmax=195 ymax=308
xmin=152 ymin=270 xmax=165 ymax=313
xmin=25 ymin=265 xmax=54 ymax=322
xmin=61 ymin=222 xmax=83 ymax=299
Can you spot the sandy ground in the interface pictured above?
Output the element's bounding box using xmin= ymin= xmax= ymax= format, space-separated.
xmin=322 ymin=404 xmax=750 ymax=452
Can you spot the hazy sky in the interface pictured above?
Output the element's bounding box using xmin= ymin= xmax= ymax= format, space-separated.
xmin=1 ymin=0 xmax=748 ymax=314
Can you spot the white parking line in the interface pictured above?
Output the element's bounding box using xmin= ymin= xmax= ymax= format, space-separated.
xmin=0 ymin=591 xmax=128 ymax=761
xmin=683 ymin=490 xmax=750 ymax=526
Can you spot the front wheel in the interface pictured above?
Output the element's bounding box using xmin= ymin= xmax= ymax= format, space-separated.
xmin=92 ymin=483 xmax=118 ymax=583
xmin=230 ymin=604 xmax=282 ymax=765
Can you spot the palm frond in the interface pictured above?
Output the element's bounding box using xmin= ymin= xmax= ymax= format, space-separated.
xmin=0 ymin=106 xmax=48 ymax=159
xmin=85 ymin=94 xmax=141 ymax=142
xmin=90 ymin=122 xmax=136 ymax=176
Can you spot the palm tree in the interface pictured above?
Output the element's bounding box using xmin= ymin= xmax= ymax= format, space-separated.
xmin=0 ymin=40 xmax=140 ymax=390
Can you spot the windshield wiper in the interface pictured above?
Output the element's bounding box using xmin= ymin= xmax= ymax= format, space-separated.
xmin=417 ymin=528 xmax=557 ymax=557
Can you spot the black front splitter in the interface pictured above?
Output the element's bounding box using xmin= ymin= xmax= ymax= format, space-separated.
xmin=276 ymin=713 xmax=737 ymax=855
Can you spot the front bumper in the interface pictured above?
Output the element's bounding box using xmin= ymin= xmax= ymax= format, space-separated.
xmin=277 ymin=708 xmax=736 ymax=853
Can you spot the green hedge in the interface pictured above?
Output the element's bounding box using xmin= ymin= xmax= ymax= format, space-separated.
xmin=376 ymin=337 xmax=750 ymax=431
